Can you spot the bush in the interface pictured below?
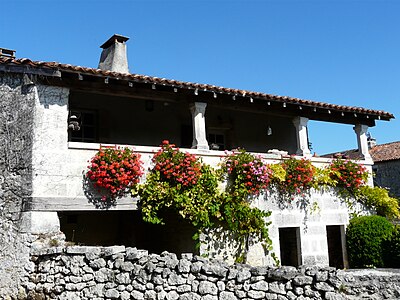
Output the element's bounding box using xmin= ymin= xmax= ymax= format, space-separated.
xmin=383 ymin=225 xmax=400 ymax=267
xmin=346 ymin=215 xmax=393 ymax=268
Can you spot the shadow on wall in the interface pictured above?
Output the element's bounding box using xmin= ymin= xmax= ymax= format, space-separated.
xmin=58 ymin=210 xmax=198 ymax=256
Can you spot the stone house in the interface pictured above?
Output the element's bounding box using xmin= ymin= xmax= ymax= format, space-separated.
xmin=0 ymin=34 xmax=394 ymax=276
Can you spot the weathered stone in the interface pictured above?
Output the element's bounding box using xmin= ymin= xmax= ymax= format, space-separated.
xmin=198 ymin=281 xmax=218 ymax=295
xmin=265 ymin=293 xmax=278 ymax=300
xmin=121 ymin=261 xmax=135 ymax=272
xmin=315 ymin=271 xmax=328 ymax=282
xmin=247 ymin=290 xmax=266 ymax=299
xmin=157 ymin=290 xmax=167 ymax=300
xmin=179 ymin=292 xmax=201 ymax=300
xmin=236 ymin=269 xmax=251 ymax=283
xmin=286 ymin=291 xmax=297 ymax=300
xmin=116 ymin=272 xmax=130 ymax=284
xmin=294 ymin=286 xmax=304 ymax=295
xmin=131 ymin=290 xmax=145 ymax=300
xmin=89 ymin=258 xmax=106 ymax=269
xmin=177 ymin=284 xmax=191 ymax=293
xmin=104 ymin=246 xmax=125 ymax=256
xmin=293 ymin=275 xmax=313 ymax=286
xmin=202 ymin=262 xmax=228 ymax=277
xmin=145 ymin=290 xmax=157 ymax=300
xmin=202 ymin=295 xmax=218 ymax=300
xmin=166 ymin=290 xmax=179 ymax=300
xmin=132 ymin=281 xmax=146 ymax=291
xmin=190 ymin=261 xmax=203 ymax=273
xmin=325 ymin=292 xmax=346 ymax=300
xmin=269 ymin=282 xmax=286 ymax=295
xmin=146 ymin=261 xmax=157 ymax=273
xmin=217 ymin=280 xmax=225 ymax=291
xmin=168 ymin=273 xmax=186 ymax=285
xmin=235 ymin=289 xmax=246 ymax=298
xmin=219 ymin=291 xmax=237 ymax=300
xmin=250 ymin=280 xmax=268 ymax=291
xmin=250 ymin=266 xmax=269 ymax=276
xmin=315 ymin=281 xmax=334 ymax=292
xmin=269 ymin=267 xmax=298 ymax=281
xmin=82 ymin=274 xmax=94 ymax=282
xmin=121 ymin=290 xmax=131 ymax=300
xmin=178 ymin=259 xmax=191 ymax=273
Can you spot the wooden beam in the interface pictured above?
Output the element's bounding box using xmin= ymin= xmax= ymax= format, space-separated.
xmin=25 ymin=196 xmax=139 ymax=211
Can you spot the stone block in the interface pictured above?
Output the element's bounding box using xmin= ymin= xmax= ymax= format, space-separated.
xmin=19 ymin=211 xmax=60 ymax=234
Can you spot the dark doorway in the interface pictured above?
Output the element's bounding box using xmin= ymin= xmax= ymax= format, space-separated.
xmin=59 ymin=210 xmax=198 ymax=255
xmin=326 ymin=225 xmax=346 ymax=269
xmin=279 ymin=227 xmax=301 ymax=267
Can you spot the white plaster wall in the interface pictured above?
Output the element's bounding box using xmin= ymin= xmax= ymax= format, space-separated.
xmin=31 ymin=85 xmax=70 ymax=200
xmin=29 ymin=85 xmax=372 ymax=267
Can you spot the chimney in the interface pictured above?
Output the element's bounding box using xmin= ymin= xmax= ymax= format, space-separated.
xmin=98 ymin=34 xmax=130 ymax=73
xmin=0 ymin=48 xmax=16 ymax=59
xmin=367 ymin=133 xmax=377 ymax=149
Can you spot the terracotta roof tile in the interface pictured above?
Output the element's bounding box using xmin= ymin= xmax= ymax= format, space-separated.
xmin=0 ymin=57 xmax=394 ymax=120
xmin=370 ymin=141 xmax=400 ymax=162
xmin=322 ymin=141 xmax=400 ymax=162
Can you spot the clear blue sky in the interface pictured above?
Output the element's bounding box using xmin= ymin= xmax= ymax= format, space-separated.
xmin=1 ymin=0 xmax=399 ymax=155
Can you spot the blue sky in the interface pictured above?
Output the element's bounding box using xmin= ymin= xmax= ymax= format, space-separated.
xmin=1 ymin=0 xmax=399 ymax=155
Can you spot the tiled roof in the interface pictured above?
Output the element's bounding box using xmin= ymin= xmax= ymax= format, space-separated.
xmin=0 ymin=57 xmax=394 ymax=120
xmin=323 ymin=141 xmax=400 ymax=162
xmin=370 ymin=141 xmax=400 ymax=162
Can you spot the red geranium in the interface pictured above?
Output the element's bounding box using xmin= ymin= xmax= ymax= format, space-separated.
xmin=152 ymin=140 xmax=201 ymax=187
xmin=279 ymin=157 xmax=316 ymax=196
xmin=86 ymin=147 xmax=143 ymax=199
xmin=329 ymin=158 xmax=368 ymax=191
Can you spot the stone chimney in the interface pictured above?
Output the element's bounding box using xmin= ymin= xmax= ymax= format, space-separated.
xmin=98 ymin=34 xmax=130 ymax=73
xmin=367 ymin=134 xmax=377 ymax=149
xmin=0 ymin=48 xmax=16 ymax=58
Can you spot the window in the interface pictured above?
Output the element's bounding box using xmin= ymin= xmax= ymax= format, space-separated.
xmin=208 ymin=133 xmax=225 ymax=150
xmin=68 ymin=110 xmax=97 ymax=142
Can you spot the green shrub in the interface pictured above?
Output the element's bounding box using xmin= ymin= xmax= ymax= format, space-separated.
xmin=346 ymin=215 xmax=393 ymax=268
xmin=383 ymin=225 xmax=400 ymax=267
xmin=356 ymin=186 xmax=400 ymax=220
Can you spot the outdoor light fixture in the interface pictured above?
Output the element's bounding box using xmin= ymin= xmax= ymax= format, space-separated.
xmin=267 ymin=125 xmax=272 ymax=136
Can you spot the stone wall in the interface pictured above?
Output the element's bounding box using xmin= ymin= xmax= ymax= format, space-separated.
xmin=374 ymin=160 xmax=400 ymax=199
xmin=25 ymin=246 xmax=400 ymax=300
xmin=0 ymin=73 xmax=36 ymax=298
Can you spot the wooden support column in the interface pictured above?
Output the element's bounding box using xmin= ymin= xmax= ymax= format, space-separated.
xmin=190 ymin=102 xmax=209 ymax=150
xmin=293 ymin=116 xmax=311 ymax=156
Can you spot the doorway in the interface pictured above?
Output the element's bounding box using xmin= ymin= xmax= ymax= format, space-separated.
xmin=279 ymin=227 xmax=302 ymax=267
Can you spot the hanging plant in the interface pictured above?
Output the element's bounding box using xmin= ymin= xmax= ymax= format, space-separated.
xmin=86 ymin=147 xmax=143 ymax=200
xmin=278 ymin=157 xmax=316 ymax=197
xmin=219 ymin=149 xmax=273 ymax=196
xmin=135 ymin=140 xmax=220 ymax=227
xmin=328 ymin=158 xmax=368 ymax=192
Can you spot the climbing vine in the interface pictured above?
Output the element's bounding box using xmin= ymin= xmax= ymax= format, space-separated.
xmin=86 ymin=142 xmax=399 ymax=263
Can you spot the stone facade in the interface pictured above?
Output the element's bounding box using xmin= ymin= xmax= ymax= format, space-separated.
xmin=374 ymin=159 xmax=400 ymax=199
xmin=24 ymin=246 xmax=400 ymax=300
xmin=0 ymin=74 xmax=36 ymax=297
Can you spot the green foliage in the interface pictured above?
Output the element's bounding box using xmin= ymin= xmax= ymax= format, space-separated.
xmin=356 ymin=186 xmax=400 ymax=220
xmin=135 ymin=143 xmax=273 ymax=262
xmin=383 ymin=225 xmax=400 ymax=267
xmin=346 ymin=215 xmax=393 ymax=268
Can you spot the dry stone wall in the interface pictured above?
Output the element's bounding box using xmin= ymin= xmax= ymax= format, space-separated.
xmin=26 ymin=246 xmax=400 ymax=300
